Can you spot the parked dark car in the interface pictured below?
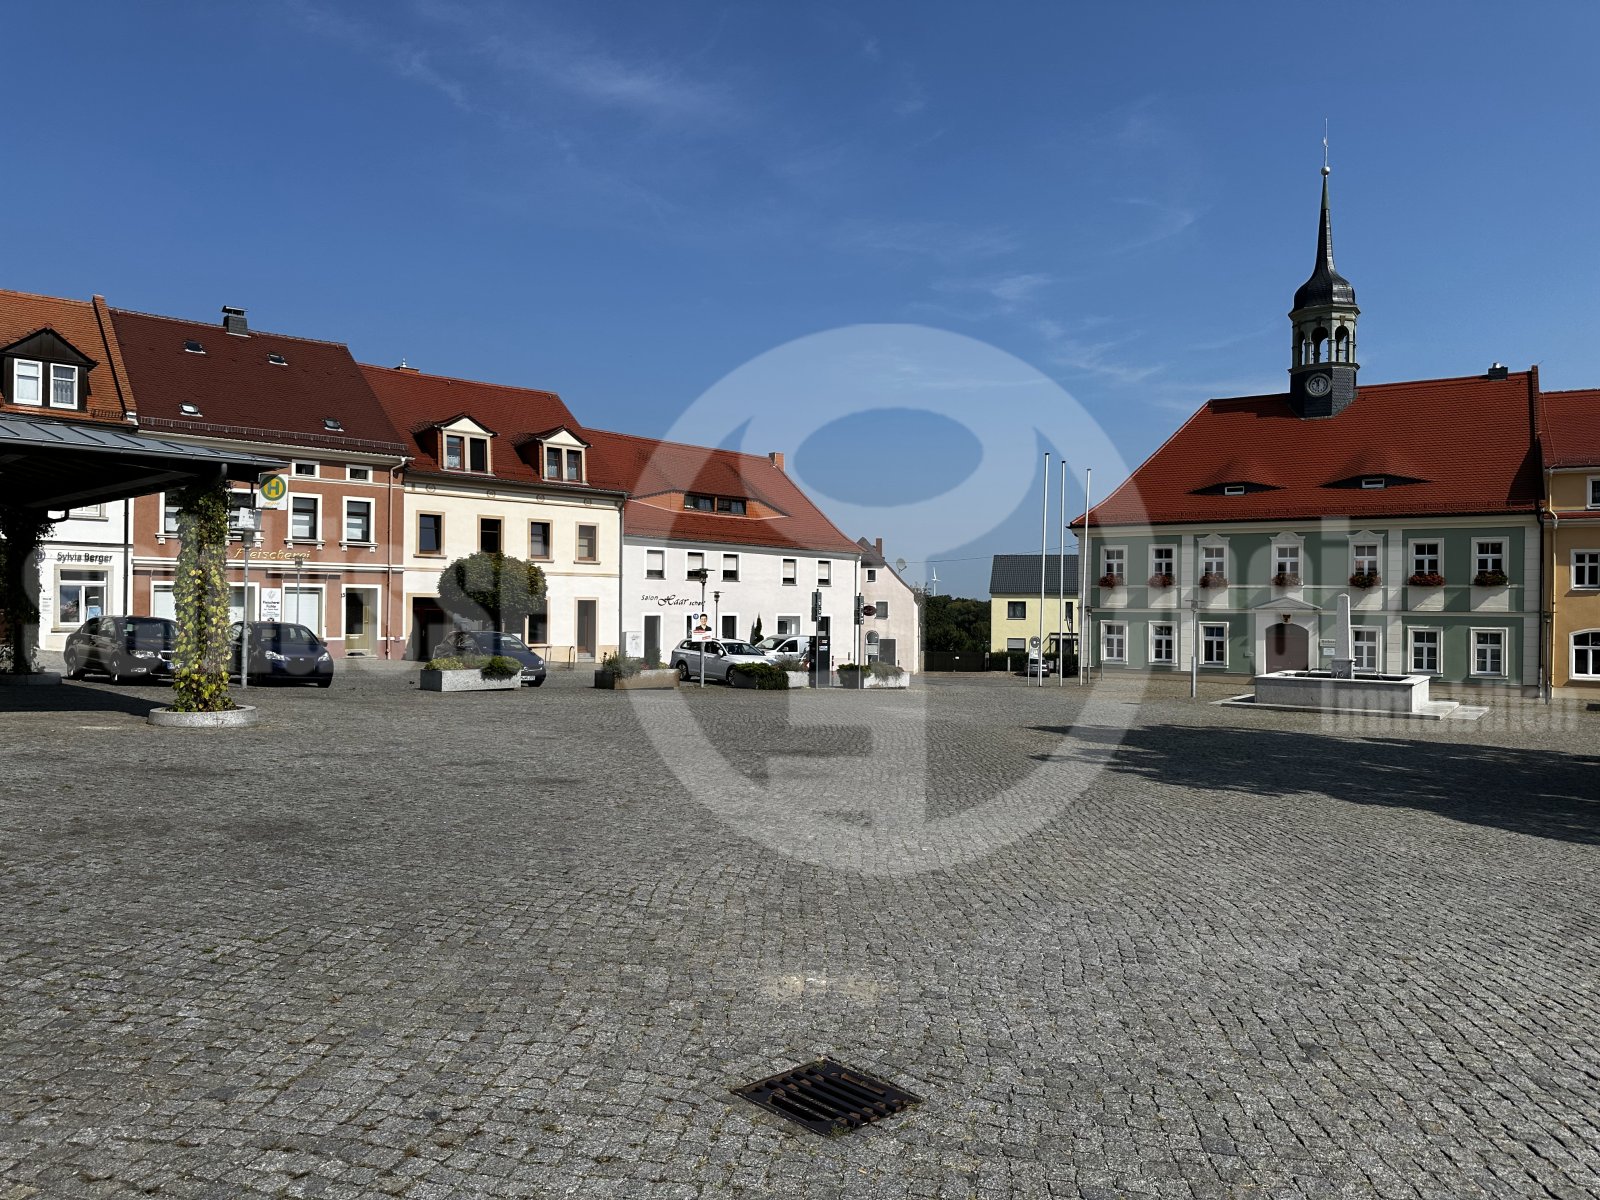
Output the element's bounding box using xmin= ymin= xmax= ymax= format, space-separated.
xmin=437 ymin=629 xmax=547 ymax=686
xmin=230 ymin=621 xmax=334 ymax=687
xmin=63 ymin=616 xmax=177 ymax=683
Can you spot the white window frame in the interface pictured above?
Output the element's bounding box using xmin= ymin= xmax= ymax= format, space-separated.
xmin=68 ymin=503 xmax=108 ymax=520
xmin=158 ymin=492 xmax=181 ymax=538
xmin=49 ymin=363 xmax=79 ymax=409
xmin=817 ymin=560 xmax=832 ymax=586
xmin=1273 ymin=542 xmax=1302 ymax=582
xmin=347 ymin=465 xmax=373 ymax=483
xmin=565 ymin=448 xmax=584 ymax=482
xmin=722 ymin=553 xmax=740 ymax=581
xmin=281 ymin=584 xmax=327 ymax=638
xmin=1473 ymin=539 xmax=1505 ymax=577
xmin=1149 ymin=622 xmax=1175 ymax=665
xmin=1410 ymin=539 xmax=1442 ymax=577
xmin=645 ymin=549 xmax=665 ymax=579
xmin=1588 ymin=477 xmax=1600 ymax=509
xmin=1573 ymin=550 xmax=1600 ymax=590
xmin=417 ymin=512 xmax=445 ymax=556
xmin=1571 ymin=629 xmax=1600 ymax=680
xmin=720 ymin=612 xmax=740 ymax=641
xmin=1471 ymin=628 xmax=1507 ymax=678
xmin=11 ymin=358 xmax=42 ymax=406
xmin=1201 ymin=622 xmax=1228 ymax=667
xmin=56 ymin=568 xmax=109 ymax=630
xmin=289 ymin=494 xmax=322 ymax=543
xmin=1351 ymin=627 xmax=1381 ymax=672
xmin=781 ymin=558 xmax=797 ymax=585
xmin=776 ymin=616 xmax=801 ymax=637
xmin=527 ymin=521 xmax=551 ymax=560
xmin=1351 ymin=541 xmax=1380 ymax=576
xmin=1408 ymin=627 xmax=1441 ymax=676
xmin=1150 ymin=545 xmax=1175 ymax=581
xmin=686 ymin=551 xmax=704 ymax=579
xmin=342 ymin=497 xmax=374 ymax=546
xmin=291 ymin=460 xmax=319 ymax=478
xmin=1006 ymin=637 xmax=1026 ymax=652
xmin=1007 ymin=600 xmax=1026 ymax=620
xmin=1223 ymin=485 xmax=1246 ymax=497
xmin=1100 ymin=546 xmax=1127 ymax=584
xmin=1100 ymin=621 xmax=1128 ymax=663
xmin=1200 ymin=540 xmax=1227 ymax=581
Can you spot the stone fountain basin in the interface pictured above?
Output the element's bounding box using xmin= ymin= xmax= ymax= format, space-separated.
xmin=1253 ymin=669 xmax=1433 ymax=714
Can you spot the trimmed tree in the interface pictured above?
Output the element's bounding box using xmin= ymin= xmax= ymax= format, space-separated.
xmin=749 ymin=616 xmax=763 ymax=645
xmin=436 ymin=552 xmax=547 ymax=634
xmin=170 ymin=477 xmax=235 ymax=712
xmin=0 ymin=507 xmax=55 ymax=674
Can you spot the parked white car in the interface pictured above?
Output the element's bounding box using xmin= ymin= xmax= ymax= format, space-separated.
xmin=671 ymin=638 xmax=770 ymax=683
xmin=752 ymin=634 xmax=810 ymax=664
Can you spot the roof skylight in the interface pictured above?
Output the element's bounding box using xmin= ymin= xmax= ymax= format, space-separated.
xmin=179 ymin=403 xmax=202 ymax=416
xmin=183 ymin=340 xmax=205 ymax=355
xmin=323 ymin=418 xmax=343 ymax=431
xmin=267 ymin=353 xmax=287 ymax=366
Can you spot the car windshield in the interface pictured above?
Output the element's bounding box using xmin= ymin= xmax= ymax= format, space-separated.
xmin=719 ymin=641 xmax=757 ymax=655
xmin=251 ymin=623 xmax=322 ymax=652
xmin=125 ymin=618 xmax=176 ymax=649
xmin=754 ymin=637 xmax=784 ymax=651
xmin=474 ymin=633 xmax=529 ymax=652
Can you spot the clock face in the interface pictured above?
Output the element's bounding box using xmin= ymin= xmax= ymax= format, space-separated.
xmin=1304 ymin=373 xmax=1332 ymax=397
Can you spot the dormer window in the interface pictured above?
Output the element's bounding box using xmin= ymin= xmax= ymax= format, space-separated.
xmin=12 ymin=359 xmax=42 ymax=406
xmin=444 ymin=432 xmax=489 ymax=473
xmin=684 ymin=493 xmax=747 ymax=515
xmin=1360 ymin=476 xmax=1386 ymax=490
xmin=1223 ymin=485 xmax=1246 ymax=496
xmin=544 ymin=446 xmax=584 ymax=482
xmin=716 ymin=498 xmax=746 ymax=515
xmin=49 ymin=364 xmax=77 ymax=408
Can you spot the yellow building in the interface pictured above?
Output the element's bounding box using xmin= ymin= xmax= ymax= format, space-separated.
xmin=1539 ymin=390 xmax=1600 ymax=689
xmin=989 ymin=554 xmax=1080 ymax=658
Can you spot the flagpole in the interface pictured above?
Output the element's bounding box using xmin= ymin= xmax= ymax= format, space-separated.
xmin=1058 ymin=458 xmax=1066 ymax=687
xmin=1038 ymin=452 xmax=1048 ymax=687
xmin=1078 ymin=469 xmax=1092 ymax=686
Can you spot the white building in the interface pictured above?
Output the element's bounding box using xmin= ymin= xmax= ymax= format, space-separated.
xmin=585 ymin=433 xmax=862 ymax=666
xmin=855 ymin=536 xmax=920 ymax=673
xmin=37 ymin=501 xmax=132 ymax=651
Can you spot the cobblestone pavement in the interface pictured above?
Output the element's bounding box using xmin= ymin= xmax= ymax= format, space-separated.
xmin=2 ymin=665 xmax=1597 ymax=1199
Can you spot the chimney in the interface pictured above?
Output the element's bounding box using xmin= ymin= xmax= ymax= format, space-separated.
xmin=221 ymin=306 xmax=248 ymax=336
xmin=1486 ymin=362 xmax=1508 ymax=380
xmin=874 ymin=538 xmax=883 ymax=556
xmin=768 ymin=451 xmax=785 ymax=471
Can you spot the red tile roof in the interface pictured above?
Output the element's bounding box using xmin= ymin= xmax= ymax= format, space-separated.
xmin=1078 ymin=371 xmax=1543 ymax=528
xmin=582 ymin=428 xmax=862 ymax=554
xmin=0 ymin=288 xmax=134 ymax=424
xmin=358 ymin=364 xmax=614 ymax=493
xmin=111 ymin=308 xmax=406 ymax=453
xmin=1538 ymin=389 xmax=1600 ymax=469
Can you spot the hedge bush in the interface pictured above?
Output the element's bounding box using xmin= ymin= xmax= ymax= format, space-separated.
xmin=729 ymin=662 xmax=790 ymax=690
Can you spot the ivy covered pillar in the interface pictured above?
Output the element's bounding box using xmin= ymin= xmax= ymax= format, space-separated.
xmin=0 ymin=507 xmax=54 ymax=674
xmin=171 ymin=474 xmax=235 ymax=712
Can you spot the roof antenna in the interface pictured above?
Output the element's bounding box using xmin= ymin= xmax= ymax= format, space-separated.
xmin=1322 ymin=118 xmax=1330 ymax=177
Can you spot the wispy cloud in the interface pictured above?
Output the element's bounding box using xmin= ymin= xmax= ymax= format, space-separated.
xmin=1035 ymin=317 xmax=1161 ymax=386
xmin=1185 ymin=319 xmax=1278 ymax=354
xmin=285 ymin=0 xmax=472 ymax=111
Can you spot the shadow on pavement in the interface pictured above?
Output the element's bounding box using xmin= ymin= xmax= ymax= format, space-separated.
xmin=1034 ymin=723 xmax=1600 ymax=846
xmin=0 ymin=680 xmax=166 ymax=718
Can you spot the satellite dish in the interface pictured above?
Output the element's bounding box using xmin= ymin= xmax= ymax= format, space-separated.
xmin=894 ymin=557 xmax=907 ymax=572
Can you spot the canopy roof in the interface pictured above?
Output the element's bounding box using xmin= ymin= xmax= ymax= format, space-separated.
xmin=0 ymin=412 xmax=282 ymax=510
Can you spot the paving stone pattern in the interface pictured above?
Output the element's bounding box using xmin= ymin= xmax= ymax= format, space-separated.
xmin=1 ymin=666 xmax=1597 ymax=1198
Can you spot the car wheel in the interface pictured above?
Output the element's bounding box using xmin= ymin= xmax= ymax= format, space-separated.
xmin=316 ymin=677 xmax=332 ymax=689
xmin=676 ymin=661 xmax=690 ymax=680
xmin=64 ymin=650 xmax=85 ymax=680
xmin=531 ymin=678 xmax=545 ymax=687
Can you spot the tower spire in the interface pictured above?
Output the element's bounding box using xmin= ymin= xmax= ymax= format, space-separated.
xmin=1288 ymin=149 xmax=1359 ymax=418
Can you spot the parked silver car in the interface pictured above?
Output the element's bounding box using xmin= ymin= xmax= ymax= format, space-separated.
xmin=670 ymin=638 xmax=770 ymax=683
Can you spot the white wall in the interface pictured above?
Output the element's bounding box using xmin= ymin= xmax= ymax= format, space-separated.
xmin=861 ymin=563 xmax=920 ymax=672
xmin=37 ymin=501 xmax=133 ymax=651
xmin=622 ymin=538 xmax=859 ymax=662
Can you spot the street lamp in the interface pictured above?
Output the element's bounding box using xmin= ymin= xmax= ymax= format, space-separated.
xmin=1189 ymin=590 xmax=1201 ymax=700
xmin=687 ymin=568 xmax=709 ymax=688
xmin=713 ymin=590 xmax=721 ymax=642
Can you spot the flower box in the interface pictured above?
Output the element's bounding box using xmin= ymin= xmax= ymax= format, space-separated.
xmin=594 ymin=667 xmax=678 ymax=690
xmin=1348 ymin=572 xmax=1381 ymax=589
xmin=1147 ymin=573 xmax=1175 ymax=588
xmin=1271 ymin=572 xmax=1302 ymax=589
xmin=1198 ymin=573 xmax=1229 ymax=590
xmin=420 ymin=668 xmax=520 ymax=693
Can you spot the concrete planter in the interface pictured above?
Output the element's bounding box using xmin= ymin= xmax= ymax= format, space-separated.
xmin=594 ymin=668 xmax=678 ymax=690
xmin=419 ymin=669 xmax=520 ymax=693
xmin=0 ymin=671 xmax=61 ymax=687
xmin=148 ymin=705 xmax=260 ymax=728
xmin=785 ymin=670 xmax=810 ymax=689
xmin=836 ymin=670 xmax=910 ymax=690
xmin=1253 ymin=670 xmax=1433 ymax=715
xmin=1470 ymin=584 xmax=1511 ymax=613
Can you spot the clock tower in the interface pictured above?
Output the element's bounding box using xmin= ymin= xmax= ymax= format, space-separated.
xmin=1287 ymin=166 xmax=1359 ymax=417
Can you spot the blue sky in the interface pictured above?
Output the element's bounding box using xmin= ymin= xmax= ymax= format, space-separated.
xmin=11 ymin=2 xmax=1600 ymax=596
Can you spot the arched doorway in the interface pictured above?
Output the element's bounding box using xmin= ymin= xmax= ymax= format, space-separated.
xmin=1266 ymin=622 xmax=1310 ymax=672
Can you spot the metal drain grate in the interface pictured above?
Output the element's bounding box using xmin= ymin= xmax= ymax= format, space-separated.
xmin=733 ymin=1058 xmax=921 ymax=1135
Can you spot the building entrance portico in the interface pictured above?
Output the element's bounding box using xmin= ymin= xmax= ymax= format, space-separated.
xmin=1253 ymin=596 xmax=1321 ymax=675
